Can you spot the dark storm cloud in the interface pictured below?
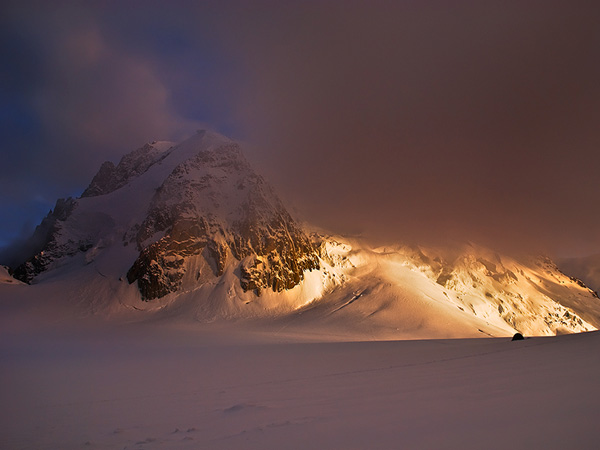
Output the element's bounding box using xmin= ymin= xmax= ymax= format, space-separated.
xmin=0 ymin=1 xmax=229 ymax=246
xmin=2 ymin=4 xmax=198 ymax=184
xmin=216 ymin=1 xmax=600 ymax=256
xmin=1 ymin=1 xmax=599 ymax=257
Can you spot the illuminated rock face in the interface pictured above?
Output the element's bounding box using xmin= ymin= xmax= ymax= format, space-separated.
xmin=126 ymin=212 xmax=319 ymax=300
xmin=125 ymin=142 xmax=319 ymax=300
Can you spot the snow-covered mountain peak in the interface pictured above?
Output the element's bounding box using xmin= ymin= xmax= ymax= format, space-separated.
xmin=81 ymin=140 xmax=175 ymax=198
xmin=164 ymin=129 xmax=236 ymax=164
xmin=14 ymin=131 xmax=320 ymax=301
xmin=127 ymin=133 xmax=318 ymax=300
xmin=80 ymin=130 xmax=234 ymax=200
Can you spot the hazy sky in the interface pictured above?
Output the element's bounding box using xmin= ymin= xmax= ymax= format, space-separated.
xmin=1 ymin=1 xmax=599 ymax=257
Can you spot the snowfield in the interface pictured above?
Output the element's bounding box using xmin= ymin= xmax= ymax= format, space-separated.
xmin=1 ymin=320 xmax=598 ymax=450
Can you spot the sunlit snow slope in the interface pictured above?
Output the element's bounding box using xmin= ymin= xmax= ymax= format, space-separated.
xmin=272 ymin=237 xmax=600 ymax=339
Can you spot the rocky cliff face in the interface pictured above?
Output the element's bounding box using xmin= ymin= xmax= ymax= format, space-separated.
xmin=125 ymin=139 xmax=319 ymax=300
xmin=81 ymin=142 xmax=173 ymax=197
xmin=13 ymin=197 xmax=79 ymax=283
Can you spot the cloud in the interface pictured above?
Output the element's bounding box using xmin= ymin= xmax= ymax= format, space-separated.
xmin=216 ymin=1 xmax=600 ymax=256
xmin=0 ymin=3 xmax=201 ymax=202
xmin=2 ymin=1 xmax=599 ymax=258
xmin=39 ymin=27 xmax=195 ymax=150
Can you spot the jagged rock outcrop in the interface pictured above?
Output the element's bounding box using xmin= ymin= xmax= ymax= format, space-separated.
xmin=13 ymin=198 xmax=79 ymax=283
xmin=82 ymin=142 xmax=172 ymax=197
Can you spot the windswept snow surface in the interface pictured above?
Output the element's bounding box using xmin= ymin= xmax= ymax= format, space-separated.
xmin=1 ymin=321 xmax=599 ymax=450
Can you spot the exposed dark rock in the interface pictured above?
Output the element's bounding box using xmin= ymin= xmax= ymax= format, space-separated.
xmin=511 ymin=332 xmax=525 ymax=341
xmin=13 ymin=198 xmax=78 ymax=283
xmin=81 ymin=161 xmax=117 ymax=197
xmin=82 ymin=143 xmax=172 ymax=197
xmin=436 ymin=269 xmax=453 ymax=287
xmin=126 ymin=239 xmax=186 ymax=300
xmin=571 ymin=276 xmax=591 ymax=290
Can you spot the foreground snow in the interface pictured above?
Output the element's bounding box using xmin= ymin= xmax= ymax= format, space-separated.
xmin=1 ymin=321 xmax=598 ymax=450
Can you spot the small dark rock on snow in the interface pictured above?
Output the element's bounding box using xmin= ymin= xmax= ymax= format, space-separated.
xmin=511 ymin=332 xmax=525 ymax=341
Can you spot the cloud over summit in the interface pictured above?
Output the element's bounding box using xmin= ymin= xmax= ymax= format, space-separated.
xmin=1 ymin=1 xmax=600 ymax=257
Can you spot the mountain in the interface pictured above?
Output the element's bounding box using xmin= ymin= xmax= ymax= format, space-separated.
xmin=4 ymin=130 xmax=600 ymax=338
xmin=12 ymin=130 xmax=319 ymax=301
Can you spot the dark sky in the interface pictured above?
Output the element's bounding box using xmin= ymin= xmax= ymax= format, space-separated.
xmin=2 ymin=1 xmax=600 ymax=257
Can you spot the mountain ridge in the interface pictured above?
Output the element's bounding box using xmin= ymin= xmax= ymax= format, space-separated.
xmin=3 ymin=130 xmax=600 ymax=338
